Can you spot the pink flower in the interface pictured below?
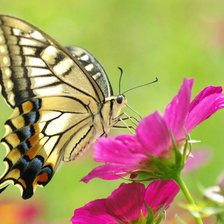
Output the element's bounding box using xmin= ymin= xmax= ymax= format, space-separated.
xmin=71 ymin=180 xmax=179 ymax=224
xmin=82 ymin=78 xmax=224 ymax=182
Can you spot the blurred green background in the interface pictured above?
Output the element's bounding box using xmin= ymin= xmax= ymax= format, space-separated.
xmin=0 ymin=0 xmax=224 ymax=223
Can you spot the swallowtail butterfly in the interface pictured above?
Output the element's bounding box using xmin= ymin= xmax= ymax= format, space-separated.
xmin=0 ymin=15 xmax=126 ymax=199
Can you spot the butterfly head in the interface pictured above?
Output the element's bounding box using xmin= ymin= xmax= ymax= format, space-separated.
xmin=116 ymin=94 xmax=126 ymax=105
xmin=109 ymin=94 xmax=127 ymax=121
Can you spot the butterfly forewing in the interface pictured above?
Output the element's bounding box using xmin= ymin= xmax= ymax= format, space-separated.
xmin=0 ymin=15 xmax=104 ymax=107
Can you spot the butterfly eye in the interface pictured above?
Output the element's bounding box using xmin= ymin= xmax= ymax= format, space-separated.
xmin=116 ymin=95 xmax=123 ymax=104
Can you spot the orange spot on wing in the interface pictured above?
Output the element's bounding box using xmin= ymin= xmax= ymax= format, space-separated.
xmin=22 ymin=101 xmax=33 ymax=113
xmin=35 ymin=172 xmax=48 ymax=185
xmin=26 ymin=142 xmax=40 ymax=160
xmin=26 ymin=133 xmax=45 ymax=159
xmin=18 ymin=178 xmax=27 ymax=189
xmin=28 ymin=134 xmax=40 ymax=146
xmin=32 ymin=124 xmax=40 ymax=133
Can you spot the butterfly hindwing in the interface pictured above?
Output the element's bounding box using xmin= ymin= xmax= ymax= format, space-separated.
xmin=1 ymin=94 xmax=100 ymax=199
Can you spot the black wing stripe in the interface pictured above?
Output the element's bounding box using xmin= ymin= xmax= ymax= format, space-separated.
xmin=43 ymin=115 xmax=92 ymax=136
xmin=68 ymin=124 xmax=94 ymax=159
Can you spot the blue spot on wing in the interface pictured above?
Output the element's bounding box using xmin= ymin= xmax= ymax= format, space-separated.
xmin=21 ymin=156 xmax=44 ymax=199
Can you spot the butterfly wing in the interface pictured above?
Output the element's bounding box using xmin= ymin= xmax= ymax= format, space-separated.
xmin=0 ymin=15 xmax=105 ymax=107
xmin=0 ymin=15 xmax=108 ymax=199
xmin=66 ymin=46 xmax=113 ymax=98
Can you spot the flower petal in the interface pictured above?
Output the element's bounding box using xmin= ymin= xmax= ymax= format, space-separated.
xmin=94 ymin=137 xmax=147 ymax=164
xmin=71 ymin=199 xmax=117 ymax=224
xmin=82 ymin=136 xmax=149 ymax=183
xmin=189 ymin=86 xmax=222 ymax=112
xmin=106 ymin=183 xmax=145 ymax=222
xmin=142 ymin=180 xmax=179 ymax=216
xmin=81 ymin=164 xmax=135 ymax=183
xmin=115 ymin=135 xmax=145 ymax=153
xmin=185 ymin=93 xmax=224 ymax=132
xmin=164 ymin=78 xmax=194 ymax=140
xmin=137 ymin=111 xmax=170 ymax=156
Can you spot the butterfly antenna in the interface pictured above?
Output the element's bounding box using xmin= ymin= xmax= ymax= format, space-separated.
xmin=126 ymin=103 xmax=142 ymax=119
xmin=118 ymin=67 xmax=123 ymax=95
xmin=122 ymin=77 xmax=158 ymax=95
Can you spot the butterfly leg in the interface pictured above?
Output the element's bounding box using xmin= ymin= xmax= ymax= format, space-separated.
xmin=112 ymin=113 xmax=138 ymax=134
xmin=121 ymin=113 xmax=140 ymax=126
xmin=118 ymin=112 xmax=140 ymax=127
xmin=116 ymin=117 xmax=135 ymax=134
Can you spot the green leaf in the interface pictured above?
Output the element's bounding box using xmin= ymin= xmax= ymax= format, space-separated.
xmin=155 ymin=206 xmax=165 ymax=224
xmin=170 ymin=131 xmax=182 ymax=170
xmin=144 ymin=201 xmax=154 ymax=224
xmin=182 ymin=129 xmax=191 ymax=164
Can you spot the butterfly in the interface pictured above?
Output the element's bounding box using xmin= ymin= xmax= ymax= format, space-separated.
xmin=0 ymin=15 xmax=127 ymax=199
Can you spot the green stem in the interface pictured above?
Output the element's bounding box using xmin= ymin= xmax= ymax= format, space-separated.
xmin=174 ymin=175 xmax=203 ymax=224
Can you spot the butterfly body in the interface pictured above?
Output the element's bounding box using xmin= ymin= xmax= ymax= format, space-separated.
xmin=0 ymin=15 xmax=126 ymax=199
